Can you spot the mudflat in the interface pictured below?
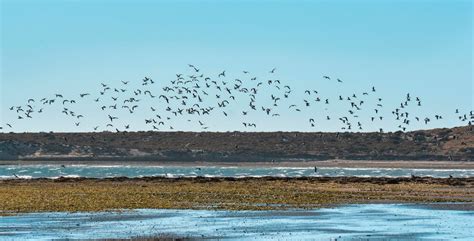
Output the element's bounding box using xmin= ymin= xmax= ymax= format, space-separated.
xmin=1 ymin=176 xmax=473 ymax=214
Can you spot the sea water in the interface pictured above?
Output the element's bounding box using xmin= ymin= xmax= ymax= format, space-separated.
xmin=0 ymin=164 xmax=473 ymax=179
xmin=1 ymin=204 xmax=472 ymax=240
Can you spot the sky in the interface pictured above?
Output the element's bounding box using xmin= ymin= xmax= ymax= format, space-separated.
xmin=0 ymin=0 xmax=472 ymax=132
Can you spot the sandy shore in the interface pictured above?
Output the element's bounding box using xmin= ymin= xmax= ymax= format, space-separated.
xmin=1 ymin=176 xmax=473 ymax=214
xmin=2 ymin=159 xmax=474 ymax=169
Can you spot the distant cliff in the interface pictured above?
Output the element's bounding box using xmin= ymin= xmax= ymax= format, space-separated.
xmin=0 ymin=126 xmax=472 ymax=162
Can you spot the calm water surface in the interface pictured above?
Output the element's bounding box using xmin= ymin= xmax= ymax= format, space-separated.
xmin=1 ymin=204 xmax=472 ymax=240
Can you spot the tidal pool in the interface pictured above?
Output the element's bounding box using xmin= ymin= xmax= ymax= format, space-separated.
xmin=1 ymin=204 xmax=473 ymax=240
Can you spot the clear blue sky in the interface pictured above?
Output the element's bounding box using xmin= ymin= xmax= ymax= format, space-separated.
xmin=1 ymin=0 xmax=472 ymax=132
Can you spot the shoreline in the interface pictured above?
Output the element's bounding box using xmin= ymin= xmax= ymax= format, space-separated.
xmin=1 ymin=176 xmax=473 ymax=214
xmin=1 ymin=159 xmax=474 ymax=169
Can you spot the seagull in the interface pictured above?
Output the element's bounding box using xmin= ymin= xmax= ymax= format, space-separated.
xmin=108 ymin=115 xmax=118 ymax=122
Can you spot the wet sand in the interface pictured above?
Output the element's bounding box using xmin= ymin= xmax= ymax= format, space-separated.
xmin=1 ymin=176 xmax=473 ymax=214
xmin=2 ymin=159 xmax=474 ymax=169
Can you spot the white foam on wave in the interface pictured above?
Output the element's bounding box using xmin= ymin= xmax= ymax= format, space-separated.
xmin=0 ymin=175 xmax=33 ymax=180
xmin=50 ymin=175 xmax=81 ymax=179
xmin=164 ymin=173 xmax=176 ymax=178
xmin=203 ymin=174 xmax=218 ymax=178
xmin=271 ymin=167 xmax=310 ymax=170
xmin=70 ymin=165 xmax=134 ymax=168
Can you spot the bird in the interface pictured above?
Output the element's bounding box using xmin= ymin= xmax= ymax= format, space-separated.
xmin=3 ymin=65 xmax=464 ymax=135
xmin=108 ymin=115 xmax=118 ymax=122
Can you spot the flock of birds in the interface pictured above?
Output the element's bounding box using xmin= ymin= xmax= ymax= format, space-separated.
xmin=1 ymin=65 xmax=473 ymax=133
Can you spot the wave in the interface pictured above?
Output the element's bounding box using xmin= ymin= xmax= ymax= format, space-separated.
xmin=0 ymin=175 xmax=33 ymax=180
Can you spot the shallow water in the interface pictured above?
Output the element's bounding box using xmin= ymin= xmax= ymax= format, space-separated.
xmin=1 ymin=204 xmax=472 ymax=240
xmin=0 ymin=165 xmax=473 ymax=179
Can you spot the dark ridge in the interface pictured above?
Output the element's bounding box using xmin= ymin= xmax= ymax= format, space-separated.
xmin=0 ymin=125 xmax=472 ymax=162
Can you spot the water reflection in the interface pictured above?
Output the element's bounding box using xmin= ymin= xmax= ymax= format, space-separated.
xmin=1 ymin=204 xmax=472 ymax=240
